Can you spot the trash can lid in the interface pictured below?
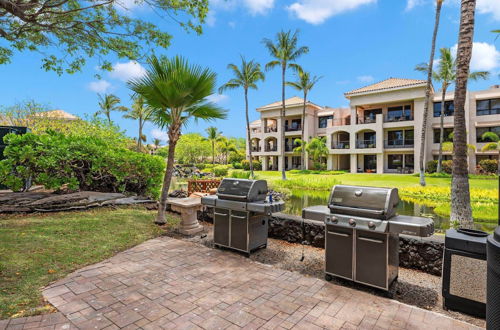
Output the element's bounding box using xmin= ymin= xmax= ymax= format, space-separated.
xmin=445 ymin=228 xmax=487 ymax=255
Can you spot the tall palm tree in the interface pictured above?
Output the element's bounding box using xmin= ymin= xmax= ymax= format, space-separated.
xmin=219 ymin=57 xmax=265 ymax=178
xmin=263 ymin=30 xmax=309 ymax=180
xmin=129 ymin=55 xmax=227 ymax=225
xmin=286 ymin=68 xmax=322 ymax=170
xmin=218 ymin=137 xmax=237 ymax=165
xmin=416 ymin=0 xmax=443 ymax=186
xmin=206 ymin=126 xmax=222 ymax=166
xmin=451 ymin=0 xmax=476 ymax=229
xmin=480 ymin=132 xmax=500 ymax=174
xmin=123 ymin=95 xmax=153 ymax=151
xmin=96 ymin=94 xmax=128 ymax=124
xmin=416 ymin=47 xmax=489 ymax=173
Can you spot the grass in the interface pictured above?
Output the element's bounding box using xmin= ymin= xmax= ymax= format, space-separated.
xmin=0 ymin=207 xmax=177 ymax=319
xmin=254 ymin=171 xmax=499 ymax=222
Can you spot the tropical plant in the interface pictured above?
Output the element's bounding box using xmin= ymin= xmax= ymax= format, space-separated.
xmin=218 ymin=137 xmax=237 ymax=165
xmin=0 ymin=0 xmax=208 ymax=74
xmin=417 ymin=0 xmax=443 ymax=186
xmin=205 ymin=126 xmax=223 ymax=166
xmin=128 ymin=55 xmax=227 ymax=224
xmin=175 ymin=133 xmax=211 ymax=164
xmin=153 ymin=138 xmax=161 ymax=149
xmin=123 ymin=95 xmax=152 ymax=151
xmin=286 ymin=68 xmax=322 ymax=170
xmin=481 ymin=131 xmax=500 ymax=174
xmin=451 ymin=0 xmax=476 ymax=228
xmin=96 ymin=94 xmax=128 ymax=124
xmin=294 ymin=137 xmax=328 ymax=170
xmin=263 ymin=30 xmax=309 ymax=180
xmin=415 ymin=47 xmax=489 ymax=173
xmin=219 ymin=56 xmax=265 ymax=178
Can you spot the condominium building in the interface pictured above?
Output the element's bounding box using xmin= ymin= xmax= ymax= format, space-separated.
xmin=247 ymin=78 xmax=500 ymax=173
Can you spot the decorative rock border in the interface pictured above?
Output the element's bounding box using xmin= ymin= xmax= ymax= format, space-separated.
xmin=199 ymin=209 xmax=444 ymax=276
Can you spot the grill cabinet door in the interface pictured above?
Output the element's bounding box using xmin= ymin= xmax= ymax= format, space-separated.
xmin=230 ymin=211 xmax=248 ymax=252
xmin=325 ymin=226 xmax=353 ymax=280
xmin=355 ymin=231 xmax=388 ymax=289
xmin=214 ymin=208 xmax=230 ymax=247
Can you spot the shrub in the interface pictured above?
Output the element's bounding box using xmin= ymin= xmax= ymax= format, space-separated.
xmin=232 ymin=162 xmax=242 ymax=169
xmin=479 ymin=159 xmax=498 ymax=174
xmin=426 ymin=160 xmax=437 ymax=173
xmin=241 ymin=159 xmax=262 ymax=171
xmin=0 ymin=131 xmax=165 ymax=198
xmin=442 ymin=160 xmax=453 ymax=174
xmin=212 ymin=165 xmax=228 ymax=177
xmin=230 ymin=170 xmax=251 ymax=179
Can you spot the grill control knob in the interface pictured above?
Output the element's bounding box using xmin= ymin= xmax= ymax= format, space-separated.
xmin=368 ymin=221 xmax=376 ymax=229
xmin=349 ymin=218 xmax=356 ymax=227
xmin=331 ymin=216 xmax=338 ymax=224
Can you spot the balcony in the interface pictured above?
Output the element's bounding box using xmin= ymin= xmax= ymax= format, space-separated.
xmin=250 ymin=128 xmax=261 ymax=134
xmin=285 ymin=144 xmax=300 ymax=152
xmin=356 ymin=117 xmax=377 ymax=124
xmin=251 ymin=146 xmax=261 ymax=152
xmin=265 ymin=145 xmax=278 ymax=152
xmin=384 ymin=114 xmax=414 ymax=122
xmin=384 ymin=140 xmax=414 ymax=148
xmin=265 ymin=127 xmax=278 ymax=133
xmin=331 ymin=142 xmax=350 ymax=149
xmin=356 ymin=140 xmax=376 ymax=149
xmin=285 ymin=125 xmax=301 ymax=132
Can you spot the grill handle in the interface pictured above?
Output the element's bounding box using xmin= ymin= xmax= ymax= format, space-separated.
xmin=330 ymin=205 xmax=384 ymax=215
xmin=214 ymin=212 xmax=228 ymax=216
xmin=327 ymin=231 xmax=350 ymax=237
xmin=217 ymin=193 xmax=247 ymax=200
xmin=231 ymin=215 xmax=246 ymax=220
xmin=358 ymin=236 xmax=384 ymax=244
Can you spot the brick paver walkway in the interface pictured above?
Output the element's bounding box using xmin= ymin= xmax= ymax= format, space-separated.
xmin=3 ymin=237 xmax=482 ymax=329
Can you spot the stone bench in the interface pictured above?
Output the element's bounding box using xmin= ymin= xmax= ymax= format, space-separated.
xmin=167 ymin=197 xmax=204 ymax=235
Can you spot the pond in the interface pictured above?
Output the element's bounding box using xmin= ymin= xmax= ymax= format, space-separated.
xmin=283 ymin=189 xmax=496 ymax=233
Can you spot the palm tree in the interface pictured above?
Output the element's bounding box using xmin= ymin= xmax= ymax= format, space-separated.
xmin=416 ymin=0 xmax=443 ymax=186
xmin=206 ymin=126 xmax=222 ymax=166
xmin=416 ymin=48 xmax=489 ymax=173
xmin=123 ymin=95 xmax=152 ymax=151
xmin=294 ymin=137 xmax=328 ymax=170
xmin=451 ymin=0 xmax=476 ymax=229
xmin=219 ymin=57 xmax=265 ymax=178
xmin=97 ymin=94 xmax=128 ymax=124
xmin=286 ymin=68 xmax=321 ymax=170
xmin=153 ymin=138 xmax=161 ymax=154
xmin=480 ymin=132 xmax=500 ymax=174
xmin=218 ymin=137 xmax=237 ymax=165
xmin=263 ymin=30 xmax=309 ymax=180
xmin=128 ymin=55 xmax=227 ymax=225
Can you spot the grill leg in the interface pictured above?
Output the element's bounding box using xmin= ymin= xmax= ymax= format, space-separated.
xmin=325 ymin=274 xmax=333 ymax=282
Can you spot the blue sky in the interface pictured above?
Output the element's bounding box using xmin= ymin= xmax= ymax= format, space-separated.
xmin=0 ymin=0 xmax=499 ymax=143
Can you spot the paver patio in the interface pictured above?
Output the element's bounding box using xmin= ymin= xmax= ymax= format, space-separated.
xmin=3 ymin=237 xmax=482 ymax=329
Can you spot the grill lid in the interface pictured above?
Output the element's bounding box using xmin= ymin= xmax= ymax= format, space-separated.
xmin=216 ymin=178 xmax=268 ymax=202
xmin=328 ymin=185 xmax=399 ymax=220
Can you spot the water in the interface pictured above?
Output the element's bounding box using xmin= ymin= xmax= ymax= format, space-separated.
xmin=283 ymin=189 xmax=494 ymax=233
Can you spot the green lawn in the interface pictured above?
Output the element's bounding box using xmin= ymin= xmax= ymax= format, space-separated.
xmin=0 ymin=207 xmax=177 ymax=319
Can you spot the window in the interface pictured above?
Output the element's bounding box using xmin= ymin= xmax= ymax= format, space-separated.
xmin=433 ymin=128 xmax=453 ymax=143
xmin=318 ymin=115 xmax=333 ymax=128
xmin=476 ymin=126 xmax=500 ymax=142
xmin=387 ymin=129 xmax=413 ymax=146
xmin=405 ymin=130 xmax=414 ymax=144
xmin=361 ymin=109 xmax=381 ymax=123
xmin=388 ymin=155 xmax=403 ymax=169
xmin=433 ymin=101 xmax=454 ymax=117
xmin=387 ymin=105 xmax=412 ymax=121
xmin=477 ymin=98 xmax=500 ymax=116
xmin=433 ymin=155 xmax=452 ymax=161
xmin=405 ymin=154 xmax=414 ymax=168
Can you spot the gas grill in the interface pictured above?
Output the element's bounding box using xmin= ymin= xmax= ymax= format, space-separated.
xmin=201 ymin=178 xmax=284 ymax=256
xmin=303 ymin=185 xmax=434 ymax=291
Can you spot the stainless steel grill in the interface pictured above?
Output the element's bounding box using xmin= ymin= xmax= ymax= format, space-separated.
xmin=201 ymin=178 xmax=284 ymax=256
xmin=303 ymin=184 xmax=434 ymax=291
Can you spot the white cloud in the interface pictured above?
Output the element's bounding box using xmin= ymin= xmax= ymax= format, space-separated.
xmin=451 ymin=42 xmax=500 ymax=71
xmin=357 ymin=75 xmax=374 ymax=83
xmin=206 ymin=94 xmax=229 ymax=104
xmin=87 ymin=80 xmax=112 ymax=93
xmin=477 ymin=0 xmax=500 ymax=21
xmin=151 ymin=128 xmax=169 ymax=143
xmin=287 ymin=0 xmax=376 ymax=25
xmin=405 ymin=0 xmax=425 ymax=11
xmin=244 ymin=0 xmax=274 ymax=14
xmin=206 ymin=10 xmax=217 ymax=27
xmin=110 ymin=61 xmax=146 ymax=82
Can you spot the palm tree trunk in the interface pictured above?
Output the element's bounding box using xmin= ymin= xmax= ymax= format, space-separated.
xmin=212 ymin=141 xmax=215 ymax=167
xmin=107 ymin=111 xmax=111 ymax=125
xmin=437 ymin=85 xmax=447 ymax=173
xmin=245 ymin=88 xmax=254 ymax=178
xmin=301 ymin=92 xmax=306 ymax=170
xmin=451 ymin=0 xmax=475 ymax=229
xmin=155 ymin=125 xmax=180 ymax=225
xmin=281 ymin=64 xmax=287 ymax=180
xmin=138 ymin=117 xmax=143 ymax=152
xmin=419 ymin=0 xmax=442 ymax=186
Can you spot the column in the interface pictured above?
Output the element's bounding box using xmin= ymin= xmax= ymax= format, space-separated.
xmin=327 ymin=154 xmax=334 ymax=171
xmin=376 ymin=153 xmax=384 ymax=174
xmin=262 ymin=156 xmax=268 ymax=171
xmin=350 ymin=154 xmax=357 ymax=173
xmin=278 ymin=156 xmax=284 ymax=172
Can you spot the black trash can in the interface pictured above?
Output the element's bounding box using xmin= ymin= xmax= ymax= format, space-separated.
xmin=442 ymin=228 xmax=488 ymax=318
xmin=487 ymin=227 xmax=500 ymax=329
